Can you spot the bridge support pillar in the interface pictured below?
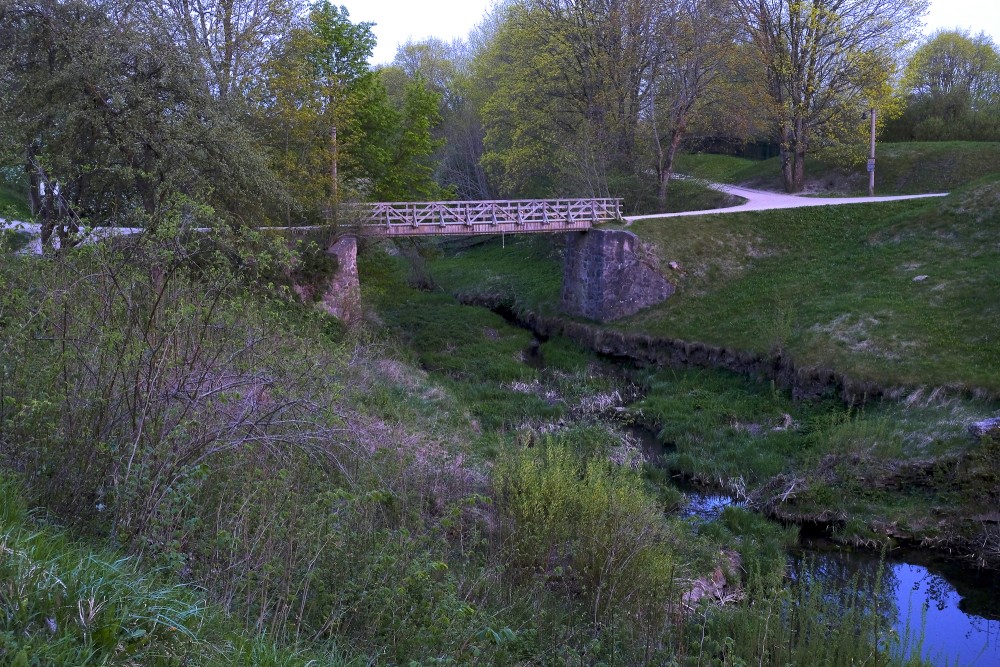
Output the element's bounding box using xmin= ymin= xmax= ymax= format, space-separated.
xmin=316 ymin=234 xmax=361 ymax=322
xmin=561 ymin=229 xmax=674 ymax=323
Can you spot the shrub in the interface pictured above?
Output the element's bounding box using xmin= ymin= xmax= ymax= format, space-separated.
xmin=494 ymin=437 xmax=684 ymax=653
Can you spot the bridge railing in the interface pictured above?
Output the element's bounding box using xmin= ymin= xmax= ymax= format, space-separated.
xmin=346 ymin=198 xmax=622 ymax=236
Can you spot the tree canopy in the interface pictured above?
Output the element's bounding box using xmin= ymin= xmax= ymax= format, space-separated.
xmin=0 ymin=0 xmax=446 ymax=243
xmin=732 ymin=0 xmax=928 ymax=192
xmin=2 ymin=0 xmax=958 ymax=226
xmin=886 ymin=30 xmax=1000 ymax=141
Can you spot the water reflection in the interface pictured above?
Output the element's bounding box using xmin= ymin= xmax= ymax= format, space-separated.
xmin=676 ymin=482 xmax=1000 ymax=666
xmin=794 ymin=548 xmax=1000 ymax=666
xmin=685 ymin=493 xmax=744 ymax=521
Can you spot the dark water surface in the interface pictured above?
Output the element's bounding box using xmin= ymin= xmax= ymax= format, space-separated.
xmin=679 ymin=488 xmax=1000 ymax=666
xmin=807 ymin=549 xmax=1000 ymax=667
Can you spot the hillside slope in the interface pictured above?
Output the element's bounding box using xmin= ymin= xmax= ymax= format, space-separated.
xmin=676 ymin=141 xmax=1000 ymax=195
xmin=431 ymin=174 xmax=1000 ymax=395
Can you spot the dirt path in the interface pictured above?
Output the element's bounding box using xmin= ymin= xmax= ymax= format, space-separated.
xmin=624 ymin=182 xmax=949 ymax=223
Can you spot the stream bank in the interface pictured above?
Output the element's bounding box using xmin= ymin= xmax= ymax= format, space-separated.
xmin=454 ymin=291 xmax=1000 ymax=571
xmin=674 ymin=485 xmax=1000 ymax=666
xmin=456 ymin=292 xmax=998 ymax=405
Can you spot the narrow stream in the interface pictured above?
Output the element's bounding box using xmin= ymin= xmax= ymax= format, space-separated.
xmin=677 ymin=487 xmax=1000 ymax=666
xmin=481 ymin=302 xmax=1000 ymax=665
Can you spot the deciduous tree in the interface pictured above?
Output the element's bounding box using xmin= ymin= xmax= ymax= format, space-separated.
xmin=733 ymin=0 xmax=928 ymax=192
xmin=887 ymin=30 xmax=1000 ymax=140
xmin=646 ymin=0 xmax=734 ymax=208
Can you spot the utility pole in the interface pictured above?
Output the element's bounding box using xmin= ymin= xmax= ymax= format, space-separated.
xmin=867 ymin=108 xmax=876 ymax=196
xmin=328 ymin=124 xmax=338 ymax=225
xmin=331 ymin=125 xmax=339 ymax=201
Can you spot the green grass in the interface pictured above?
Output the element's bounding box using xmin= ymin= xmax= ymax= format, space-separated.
xmin=674 ymin=153 xmax=770 ymax=183
xmin=631 ymin=363 xmax=996 ymax=545
xmin=361 ymin=245 xmax=633 ymax=431
xmin=428 ymin=179 xmax=1000 ymax=393
xmin=429 ymin=234 xmax=565 ymax=316
xmin=676 ymin=141 xmax=1000 ymax=195
xmin=621 ymin=175 xmax=746 ymax=215
xmin=626 ymin=180 xmax=1000 ymax=392
xmin=0 ymin=474 xmax=351 ymax=667
xmin=415 ymin=177 xmax=1000 ymax=559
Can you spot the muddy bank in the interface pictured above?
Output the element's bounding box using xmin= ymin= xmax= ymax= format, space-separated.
xmin=455 ymin=292 xmax=996 ymax=406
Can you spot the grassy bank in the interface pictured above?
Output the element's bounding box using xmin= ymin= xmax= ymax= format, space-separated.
xmin=0 ymin=474 xmax=348 ymax=666
xmin=676 ymin=141 xmax=1000 ymax=195
xmin=431 ymin=177 xmax=1000 ymax=395
xmin=358 ymin=245 xmax=930 ymax=663
xmin=4 ymin=230 xmax=919 ymax=665
xmin=420 ymin=173 xmax=1000 ymax=563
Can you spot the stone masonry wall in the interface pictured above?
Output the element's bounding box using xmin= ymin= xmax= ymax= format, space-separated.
xmin=560 ymin=228 xmax=675 ymax=322
xmin=318 ymin=234 xmax=361 ymax=322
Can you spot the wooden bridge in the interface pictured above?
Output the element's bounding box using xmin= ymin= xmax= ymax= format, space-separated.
xmin=348 ymin=198 xmax=623 ymax=236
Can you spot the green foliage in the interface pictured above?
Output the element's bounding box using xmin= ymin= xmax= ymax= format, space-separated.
xmin=263 ymin=3 xmax=447 ymax=215
xmin=674 ymin=153 xmax=764 ymax=184
xmin=0 ymin=230 xmax=525 ymax=664
xmin=887 ymin=30 xmax=1000 ymax=142
xmin=0 ymin=0 xmax=287 ymax=238
xmin=636 ymin=369 xmax=829 ymax=484
xmin=494 ymin=437 xmax=684 ymax=653
xmin=709 ymin=507 xmax=798 ymax=589
xmin=732 ymin=0 xmax=926 ymax=192
xmin=476 ymin=3 xmax=574 ymax=198
xmin=0 ymin=474 xmax=348 ymax=667
xmin=374 ymin=76 xmax=450 ymax=201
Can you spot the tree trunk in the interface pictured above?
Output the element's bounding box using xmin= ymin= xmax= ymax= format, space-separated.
xmin=657 ymin=128 xmax=685 ymax=210
xmin=779 ymin=124 xmax=806 ymax=193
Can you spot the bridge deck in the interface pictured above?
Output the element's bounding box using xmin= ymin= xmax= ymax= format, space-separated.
xmin=353 ymin=198 xmax=622 ymax=236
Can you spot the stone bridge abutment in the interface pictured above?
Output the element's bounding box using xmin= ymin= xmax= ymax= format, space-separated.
xmin=319 ymin=227 xmax=674 ymax=324
xmin=560 ymin=228 xmax=675 ymax=322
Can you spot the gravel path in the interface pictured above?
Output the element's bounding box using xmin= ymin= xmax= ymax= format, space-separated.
xmin=624 ymin=182 xmax=949 ymax=223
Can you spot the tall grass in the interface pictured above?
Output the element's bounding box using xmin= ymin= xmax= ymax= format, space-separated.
xmin=697 ymin=555 xmax=908 ymax=667
xmin=0 ymin=474 xmax=351 ymax=666
xmin=0 ymin=224 xmax=502 ymax=662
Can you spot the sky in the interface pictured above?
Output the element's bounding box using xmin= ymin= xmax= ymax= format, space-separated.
xmin=337 ymin=0 xmax=1000 ymax=66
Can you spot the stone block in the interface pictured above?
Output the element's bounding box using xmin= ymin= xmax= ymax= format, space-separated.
xmin=319 ymin=235 xmax=361 ymax=322
xmin=561 ymin=229 xmax=674 ymax=322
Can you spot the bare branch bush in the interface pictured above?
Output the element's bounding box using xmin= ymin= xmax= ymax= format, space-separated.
xmin=0 ymin=219 xmax=504 ymax=658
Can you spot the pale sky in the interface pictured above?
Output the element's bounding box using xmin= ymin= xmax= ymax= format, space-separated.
xmin=337 ymin=0 xmax=1000 ymax=66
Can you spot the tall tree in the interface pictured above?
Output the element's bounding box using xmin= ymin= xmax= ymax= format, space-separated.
xmin=0 ymin=0 xmax=288 ymax=243
xmin=263 ymin=2 xmax=444 ymax=213
xmin=478 ymin=0 xmax=670 ymax=198
xmin=529 ymin=0 xmax=668 ymax=174
xmin=887 ymin=30 xmax=1000 ymax=141
xmin=903 ymin=30 xmax=1000 ymax=101
xmin=646 ymin=0 xmax=734 ymax=207
xmin=733 ymin=0 xmax=928 ymax=192
xmin=391 ymin=38 xmax=492 ymax=200
xmin=143 ymin=0 xmax=302 ymax=102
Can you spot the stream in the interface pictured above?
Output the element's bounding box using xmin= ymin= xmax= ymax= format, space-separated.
xmin=620 ymin=420 xmax=1000 ymax=665
xmin=677 ymin=487 xmax=1000 ymax=666
xmin=503 ymin=309 xmax=1000 ymax=664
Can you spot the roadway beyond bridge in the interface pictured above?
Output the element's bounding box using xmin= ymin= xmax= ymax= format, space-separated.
xmin=356 ymin=198 xmax=623 ymax=236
